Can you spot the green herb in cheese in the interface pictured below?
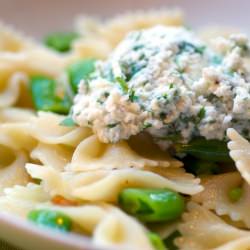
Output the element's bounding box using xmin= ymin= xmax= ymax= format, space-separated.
xmin=72 ymin=26 xmax=250 ymax=145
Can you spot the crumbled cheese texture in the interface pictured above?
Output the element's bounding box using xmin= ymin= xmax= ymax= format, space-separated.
xmin=72 ymin=26 xmax=250 ymax=146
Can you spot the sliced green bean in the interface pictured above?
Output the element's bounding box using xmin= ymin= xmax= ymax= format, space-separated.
xmin=44 ymin=32 xmax=79 ymax=52
xmin=174 ymin=138 xmax=231 ymax=162
xmin=28 ymin=209 xmax=72 ymax=232
xmin=67 ymin=58 xmax=96 ymax=93
xmin=147 ymin=232 xmax=166 ymax=250
xmin=118 ymin=188 xmax=185 ymax=223
xmin=30 ymin=76 xmax=72 ymax=114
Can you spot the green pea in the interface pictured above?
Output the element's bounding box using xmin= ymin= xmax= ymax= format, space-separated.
xmin=118 ymin=188 xmax=185 ymax=223
xmin=67 ymin=59 xmax=96 ymax=93
xmin=228 ymin=187 xmax=243 ymax=202
xmin=164 ymin=231 xmax=181 ymax=250
xmin=44 ymin=32 xmax=79 ymax=53
xmin=174 ymin=138 xmax=232 ymax=162
xmin=28 ymin=209 xmax=72 ymax=232
xmin=30 ymin=76 xmax=72 ymax=114
xmin=147 ymin=232 xmax=166 ymax=250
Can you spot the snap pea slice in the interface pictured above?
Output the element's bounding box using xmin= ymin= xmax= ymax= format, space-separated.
xmin=118 ymin=188 xmax=185 ymax=223
xmin=174 ymin=138 xmax=231 ymax=162
xmin=30 ymin=75 xmax=72 ymax=114
xmin=67 ymin=58 xmax=96 ymax=93
xmin=147 ymin=232 xmax=166 ymax=250
xmin=44 ymin=32 xmax=79 ymax=53
xmin=28 ymin=209 xmax=72 ymax=232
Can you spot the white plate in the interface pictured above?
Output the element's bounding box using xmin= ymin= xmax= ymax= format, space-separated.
xmin=0 ymin=0 xmax=249 ymax=249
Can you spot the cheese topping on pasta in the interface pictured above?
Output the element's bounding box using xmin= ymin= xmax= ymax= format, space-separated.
xmin=72 ymin=26 xmax=250 ymax=146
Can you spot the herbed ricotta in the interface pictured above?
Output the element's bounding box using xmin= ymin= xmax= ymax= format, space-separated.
xmin=72 ymin=26 xmax=250 ymax=146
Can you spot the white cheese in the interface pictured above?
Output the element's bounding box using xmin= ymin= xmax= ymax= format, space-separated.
xmin=72 ymin=26 xmax=250 ymax=145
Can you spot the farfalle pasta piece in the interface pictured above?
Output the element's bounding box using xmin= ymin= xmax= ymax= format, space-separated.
xmin=215 ymin=236 xmax=250 ymax=250
xmin=0 ymin=49 xmax=65 ymax=78
xmin=0 ymin=72 xmax=28 ymax=108
xmin=0 ymin=183 xmax=49 ymax=217
xmin=0 ymin=22 xmax=36 ymax=52
xmin=68 ymin=135 xmax=177 ymax=172
xmin=227 ymin=128 xmax=250 ymax=185
xmin=176 ymin=202 xmax=249 ymax=250
xmin=26 ymin=164 xmax=203 ymax=202
xmin=128 ymin=132 xmax=183 ymax=168
xmin=0 ymin=143 xmax=30 ymax=194
xmin=149 ymin=220 xmax=180 ymax=239
xmin=0 ymin=108 xmax=34 ymax=123
xmin=192 ymin=172 xmax=250 ymax=228
xmin=69 ymin=37 xmax=112 ymax=61
xmin=28 ymin=112 xmax=92 ymax=147
xmin=31 ymin=143 xmax=73 ymax=171
xmin=0 ymin=122 xmax=36 ymax=151
xmin=93 ymin=207 xmax=153 ymax=250
xmin=86 ymin=9 xmax=183 ymax=48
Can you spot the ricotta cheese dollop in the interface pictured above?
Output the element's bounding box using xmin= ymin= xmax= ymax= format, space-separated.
xmin=72 ymin=26 xmax=250 ymax=147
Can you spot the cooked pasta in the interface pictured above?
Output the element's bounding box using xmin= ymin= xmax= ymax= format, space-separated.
xmin=0 ymin=8 xmax=250 ymax=250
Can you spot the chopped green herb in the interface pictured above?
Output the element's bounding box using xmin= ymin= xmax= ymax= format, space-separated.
xmin=129 ymin=89 xmax=139 ymax=102
xmin=178 ymin=41 xmax=206 ymax=55
xmin=107 ymin=123 xmax=119 ymax=128
xmin=44 ymin=32 xmax=79 ymax=53
xmin=169 ymin=83 xmax=174 ymax=89
xmin=211 ymin=55 xmax=222 ymax=65
xmin=197 ymin=107 xmax=206 ymax=122
xmin=228 ymin=187 xmax=243 ymax=202
xmin=104 ymin=92 xmax=110 ymax=98
xmin=143 ymin=123 xmax=152 ymax=129
xmin=67 ymin=58 xmax=96 ymax=93
xmin=160 ymin=112 xmax=166 ymax=120
xmin=133 ymin=44 xmax=144 ymax=51
xmin=157 ymin=133 xmax=182 ymax=142
xmin=96 ymin=99 xmax=104 ymax=104
xmin=59 ymin=117 xmax=76 ymax=127
xmin=116 ymin=77 xmax=129 ymax=93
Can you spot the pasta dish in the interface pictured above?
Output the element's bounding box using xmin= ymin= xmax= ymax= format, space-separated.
xmin=0 ymin=9 xmax=250 ymax=250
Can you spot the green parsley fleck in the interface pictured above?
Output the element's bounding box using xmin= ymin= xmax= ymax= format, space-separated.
xmin=143 ymin=123 xmax=152 ymax=129
xmin=116 ymin=77 xmax=128 ymax=93
xmin=129 ymin=89 xmax=139 ymax=102
xmin=107 ymin=123 xmax=119 ymax=128
xmin=178 ymin=41 xmax=206 ymax=55
xmin=197 ymin=107 xmax=206 ymax=121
